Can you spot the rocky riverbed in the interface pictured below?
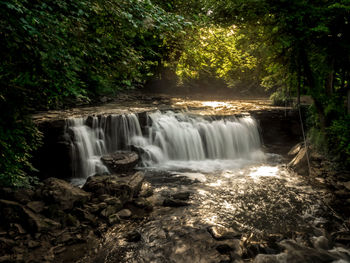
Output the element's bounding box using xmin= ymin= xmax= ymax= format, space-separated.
xmin=85 ymin=146 xmax=350 ymax=263
xmin=1 ymin=144 xmax=349 ymax=262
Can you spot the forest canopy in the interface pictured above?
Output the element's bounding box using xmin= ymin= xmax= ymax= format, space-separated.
xmin=0 ymin=0 xmax=349 ymax=186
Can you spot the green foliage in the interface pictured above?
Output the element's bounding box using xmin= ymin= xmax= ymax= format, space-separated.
xmin=176 ymin=26 xmax=265 ymax=93
xmin=269 ymin=90 xmax=291 ymax=106
xmin=327 ymin=115 xmax=350 ymax=167
xmin=0 ymin=0 xmax=188 ymax=187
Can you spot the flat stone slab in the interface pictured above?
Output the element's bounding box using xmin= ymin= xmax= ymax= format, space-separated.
xmin=101 ymin=151 xmax=139 ymax=173
xmin=83 ymin=172 xmax=145 ymax=204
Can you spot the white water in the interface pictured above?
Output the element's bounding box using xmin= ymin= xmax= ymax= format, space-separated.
xmin=66 ymin=111 xmax=265 ymax=179
xmin=66 ymin=113 xmax=142 ymax=179
xmin=132 ymin=111 xmax=265 ymax=169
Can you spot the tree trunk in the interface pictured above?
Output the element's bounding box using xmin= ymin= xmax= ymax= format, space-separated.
xmin=325 ymin=58 xmax=335 ymax=96
xmin=297 ymin=69 xmax=301 ymax=106
xmin=299 ymin=48 xmax=327 ymax=129
xmin=347 ymin=89 xmax=350 ymax=114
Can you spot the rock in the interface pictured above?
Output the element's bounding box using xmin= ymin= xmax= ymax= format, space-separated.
xmin=27 ymin=201 xmax=45 ymax=213
xmin=343 ymin=181 xmax=350 ymax=191
xmin=133 ymin=197 xmax=153 ymax=212
xmin=101 ymin=151 xmax=139 ymax=173
xmin=42 ymin=178 xmax=91 ymax=210
xmin=163 ymin=198 xmax=189 ymax=207
xmin=117 ymin=209 xmax=132 ymax=219
xmin=0 ymin=255 xmax=12 ymax=262
xmin=288 ymin=142 xmax=304 ymax=156
xmin=208 ymin=226 xmax=242 ymax=240
xmin=0 ymin=199 xmax=61 ymax=232
xmin=83 ymin=172 xmax=144 ymax=204
xmin=288 ymin=147 xmax=309 ymax=176
xmin=57 ymin=232 xmax=74 ymax=244
xmin=100 ymin=205 xmax=119 ymax=218
xmin=0 ymin=188 xmax=35 ymax=205
xmin=107 ymin=214 xmax=120 ymax=225
xmin=12 ymin=189 xmax=35 ymax=205
xmin=217 ymin=244 xmax=234 ymax=255
xmin=0 ymin=237 xmax=16 ymax=248
xmin=311 ymin=236 xmax=329 ymax=250
xmin=171 ymin=192 xmax=191 ymax=201
xmin=27 ymin=240 xmax=40 ymax=248
xmin=139 ymin=182 xmax=154 ymax=198
xmin=12 ymin=223 xmax=26 ymax=234
xmin=64 ymin=214 xmax=80 ymax=227
xmin=334 ymin=190 xmax=350 ymax=198
xmin=88 ymin=204 xmax=100 ymax=214
xmin=73 ymin=208 xmax=97 ymax=225
xmin=104 ymin=197 xmax=122 ymax=208
xmin=97 ymin=202 xmax=107 ymax=211
xmin=125 ymin=231 xmax=141 ymax=242
xmin=98 ymin=194 xmax=110 ymax=202
xmin=332 ymin=231 xmax=350 ymax=244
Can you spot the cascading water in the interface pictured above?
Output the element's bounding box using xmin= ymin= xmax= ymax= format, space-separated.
xmin=132 ymin=111 xmax=265 ymax=169
xmin=65 ymin=111 xmax=265 ymax=181
xmin=65 ymin=113 xmax=142 ymax=180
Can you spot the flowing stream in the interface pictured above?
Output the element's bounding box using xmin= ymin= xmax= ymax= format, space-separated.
xmin=65 ymin=111 xmax=350 ymax=263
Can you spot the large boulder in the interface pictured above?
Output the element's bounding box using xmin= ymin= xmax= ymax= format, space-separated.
xmin=41 ymin=178 xmax=91 ymax=210
xmin=83 ymin=172 xmax=144 ymax=204
xmin=101 ymin=151 xmax=139 ymax=173
xmin=288 ymin=146 xmax=310 ymax=176
xmin=0 ymin=199 xmax=60 ymax=233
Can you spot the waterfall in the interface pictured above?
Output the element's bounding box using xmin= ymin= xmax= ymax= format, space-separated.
xmin=65 ymin=111 xmax=264 ymax=179
xmin=132 ymin=111 xmax=264 ymax=166
xmin=65 ymin=113 xmax=142 ymax=179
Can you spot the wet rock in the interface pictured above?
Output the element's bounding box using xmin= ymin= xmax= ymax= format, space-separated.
xmin=27 ymin=201 xmax=45 ymax=213
xmin=125 ymin=231 xmax=141 ymax=242
xmin=0 ymin=199 xmax=60 ymax=232
xmin=217 ymin=244 xmax=233 ymax=254
xmin=253 ymin=254 xmax=280 ymax=263
xmin=163 ymin=198 xmax=189 ymax=207
xmin=87 ymin=204 xmax=100 ymax=214
xmin=42 ymin=177 xmax=91 ymax=210
xmin=276 ymin=239 xmax=342 ymax=262
xmin=133 ymin=197 xmax=153 ymax=211
xmin=12 ymin=223 xmax=26 ymax=235
xmin=311 ymin=236 xmax=329 ymax=250
xmin=101 ymin=151 xmax=139 ymax=173
xmin=104 ymin=197 xmax=122 ymax=208
xmin=107 ymin=214 xmax=120 ymax=225
xmin=27 ymin=240 xmax=40 ymax=248
xmin=288 ymin=147 xmax=309 ymax=176
xmin=100 ymin=205 xmax=120 ymax=218
xmin=64 ymin=213 xmax=80 ymax=227
xmin=343 ymin=181 xmax=350 ymax=191
xmin=98 ymin=194 xmax=110 ymax=202
xmin=73 ymin=208 xmax=97 ymax=225
xmin=97 ymin=202 xmax=107 ymax=211
xmin=139 ymin=182 xmax=154 ymax=198
xmin=208 ymin=226 xmax=242 ymax=240
xmin=334 ymin=190 xmax=350 ymax=199
xmin=117 ymin=209 xmax=132 ymax=219
xmin=0 ymin=188 xmax=35 ymax=205
xmin=12 ymin=189 xmax=35 ymax=205
xmin=332 ymin=231 xmax=350 ymax=244
xmin=83 ymin=172 xmax=144 ymax=204
xmin=57 ymin=231 xmax=74 ymax=244
xmin=171 ymin=191 xmax=191 ymax=201
xmin=0 ymin=255 xmax=12 ymax=262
